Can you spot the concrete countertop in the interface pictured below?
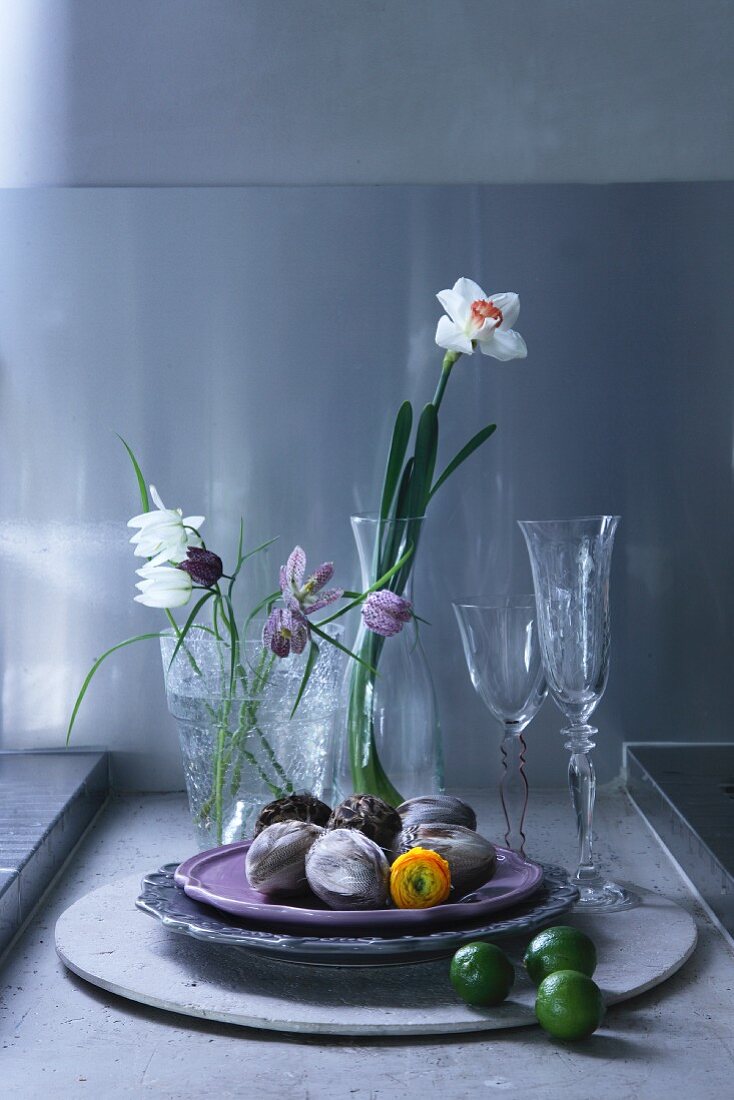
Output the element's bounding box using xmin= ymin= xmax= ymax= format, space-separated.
xmin=1 ymin=787 xmax=733 ymax=1099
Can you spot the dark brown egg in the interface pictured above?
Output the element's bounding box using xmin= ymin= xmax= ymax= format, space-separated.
xmin=253 ymin=792 xmax=332 ymax=837
xmin=327 ymin=793 xmax=402 ymax=850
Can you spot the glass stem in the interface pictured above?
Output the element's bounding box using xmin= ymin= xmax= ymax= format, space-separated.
xmin=563 ymin=724 xmax=604 ymax=890
xmin=499 ymin=727 xmax=529 ymax=856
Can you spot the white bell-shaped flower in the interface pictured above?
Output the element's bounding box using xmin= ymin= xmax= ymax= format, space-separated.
xmin=127 ymin=485 xmax=204 ymax=565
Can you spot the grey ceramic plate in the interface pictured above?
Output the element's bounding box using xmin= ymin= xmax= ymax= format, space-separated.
xmin=137 ymin=864 xmax=578 ymax=966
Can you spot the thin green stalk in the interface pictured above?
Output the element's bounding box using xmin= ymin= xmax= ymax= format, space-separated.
xmin=345 ymin=630 xmax=402 ymax=805
xmin=235 ymin=647 xmax=293 ymax=793
xmin=212 ymin=698 xmax=230 ymax=844
xmin=165 ymin=609 xmax=204 ymax=676
xmin=432 ymin=350 xmax=461 ymax=411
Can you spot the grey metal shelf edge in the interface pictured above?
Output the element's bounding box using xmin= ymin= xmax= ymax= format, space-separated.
xmin=0 ymin=749 xmax=109 ymax=958
xmin=625 ymin=743 xmax=734 ymax=936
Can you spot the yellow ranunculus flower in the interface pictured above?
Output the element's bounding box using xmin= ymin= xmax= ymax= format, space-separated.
xmin=390 ymin=847 xmax=451 ymax=909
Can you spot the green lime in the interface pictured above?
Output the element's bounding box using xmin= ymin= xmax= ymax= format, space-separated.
xmin=523 ymin=925 xmax=597 ymax=985
xmin=535 ymin=970 xmax=604 ymax=1040
xmin=450 ymin=942 xmax=515 ymax=1007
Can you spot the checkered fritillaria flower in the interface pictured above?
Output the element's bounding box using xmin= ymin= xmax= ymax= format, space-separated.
xmin=280 ymin=546 xmax=343 ymax=616
xmin=361 ymin=590 xmax=413 ymax=637
xmin=177 ymin=546 xmax=224 ymax=588
xmin=262 ymin=606 xmax=310 ymax=658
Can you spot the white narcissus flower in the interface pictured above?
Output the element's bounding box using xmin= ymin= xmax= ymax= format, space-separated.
xmin=435 ymin=278 xmax=527 ymax=361
xmin=127 ymin=485 xmax=204 ymax=566
xmin=134 ymin=561 xmax=192 ymax=608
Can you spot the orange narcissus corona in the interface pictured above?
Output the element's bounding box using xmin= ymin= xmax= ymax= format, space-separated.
xmin=389 ymin=847 xmax=451 ymax=909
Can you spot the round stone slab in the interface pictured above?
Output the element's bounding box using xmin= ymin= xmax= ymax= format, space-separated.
xmin=55 ymin=875 xmax=697 ymax=1036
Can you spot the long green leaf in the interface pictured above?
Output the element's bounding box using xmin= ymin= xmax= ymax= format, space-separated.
xmin=167 ymin=591 xmax=215 ymax=673
xmin=315 ymin=544 xmax=414 ymax=626
xmin=224 ymin=593 xmax=239 ymax=692
xmin=405 ymin=403 xmax=438 ymax=520
xmin=240 ymin=536 xmax=279 ymax=565
xmin=67 ymin=633 xmax=162 ymax=744
xmin=227 ymin=518 xmax=246 ymax=600
xmin=243 ymin=588 xmax=281 ymax=636
xmin=308 ymin=622 xmax=377 ymax=675
xmin=429 ymin=423 xmax=497 ymax=501
xmin=236 ymin=517 xmax=245 ymax=564
xmin=117 ymin=434 xmax=149 ymax=512
xmin=290 ymin=639 xmax=320 ymax=719
xmin=379 ymin=401 xmax=413 ymax=520
xmin=228 ymin=534 xmax=279 ymax=600
xmin=392 ymin=457 xmax=414 ymax=520
xmin=380 ymin=456 xmax=414 ymax=576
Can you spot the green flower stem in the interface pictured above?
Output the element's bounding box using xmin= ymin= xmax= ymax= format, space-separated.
xmin=212 ymin=699 xmax=231 ymax=845
xmin=196 ymin=645 xmax=295 ymax=835
xmin=432 ymin=350 xmax=461 ymax=412
xmin=226 ymin=705 xmax=285 ymax=801
xmin=236 ymin=648 xmax=294 ymax=795
xmin=165 ymin=609 xmax=204 ymax=677
xmin=346 ymin=630 xmax=403 ymax=806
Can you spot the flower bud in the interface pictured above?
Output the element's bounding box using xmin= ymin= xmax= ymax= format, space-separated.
xmin=362 ymin=590 xmax=413 ymax=637
xmin=177 ymin=547 xmax=223 ymax=588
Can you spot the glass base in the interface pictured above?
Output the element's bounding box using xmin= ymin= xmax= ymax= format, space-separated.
xmin=572 ymin=878 xmax=641 ymax=912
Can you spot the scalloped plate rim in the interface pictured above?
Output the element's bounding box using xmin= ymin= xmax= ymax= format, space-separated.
xmin=136 ymin=863 xmax=579 ymax=965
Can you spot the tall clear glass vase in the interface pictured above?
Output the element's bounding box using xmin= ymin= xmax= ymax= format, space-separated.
xmin=334 ymin=513 xmax=443 ymax=805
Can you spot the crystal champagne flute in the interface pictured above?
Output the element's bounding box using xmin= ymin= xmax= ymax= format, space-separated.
xmin=453 ymin=596 xmax=547 ymax=856
xmin=519 ymin=516 xmax=638 ymax=910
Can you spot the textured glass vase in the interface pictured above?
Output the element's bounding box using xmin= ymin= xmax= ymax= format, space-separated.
xmin=334 ymin=513 xmax=443 ymax=805
xmin=161 ymin=627 xmax=343 ymax=849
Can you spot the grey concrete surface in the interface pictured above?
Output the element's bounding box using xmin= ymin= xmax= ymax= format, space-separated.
xmin=1 ymin=1 xmax=732 ymax=186
xmin=1 ymin=788 xmax=733 ymax=1098
xmin=2 ymin=185 xmax=734 ymax=792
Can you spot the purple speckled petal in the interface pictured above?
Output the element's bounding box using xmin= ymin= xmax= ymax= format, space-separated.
xmin=303 ymin=587 xmax=343 ymax=615
xmin=177 ymin=547 xmax=223 ymax=588
xmin=288 ymin=609 xmax=310 ymax=654
xmin=263 ymin=608 xmax=291 ymax=657
xmin=308 ymin=561 xmax=334 ymax=592
xmin=362 ymin=590 xmax=413 ymax=637
xmin=371 ymin=590 xmax=413 ymax=619
xmin=362 ymin=604 xmax=402 ymax=636
xmin=285 ymin=546 xmax=306 ymax=589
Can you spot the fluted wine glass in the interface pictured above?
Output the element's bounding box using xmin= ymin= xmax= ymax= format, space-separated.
xmin=519 ymin=516 xmax=637 ymax=910
xmin=453 ymin=596 xmax=547 ymax=857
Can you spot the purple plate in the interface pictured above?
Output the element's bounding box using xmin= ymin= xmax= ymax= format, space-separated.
xmin=174 ymin=840 xmax=544 ymax=934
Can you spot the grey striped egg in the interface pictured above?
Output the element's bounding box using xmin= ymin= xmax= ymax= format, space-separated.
xmin=245 ymin=820 xmax=325 ymax=896
xmin=393 ymin=823 xmax=496 ymax=895
xmin=305 ymin=828 xmax=390 ymax=910
xmin=396 ymin=795 xmax=477 ymax=832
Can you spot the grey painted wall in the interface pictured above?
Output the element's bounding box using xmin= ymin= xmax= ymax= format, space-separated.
xmin=0 ymin=184 xmax=732 ymax=792
xmin=1 ymin=0 xmax=732 ymax=186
